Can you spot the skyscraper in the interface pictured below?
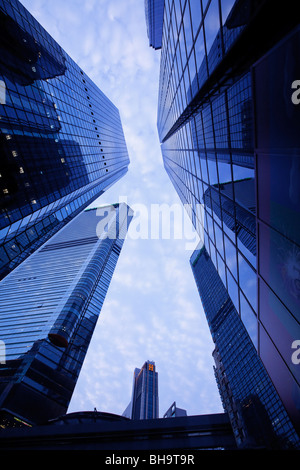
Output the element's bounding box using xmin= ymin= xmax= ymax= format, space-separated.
xmin=145 ymin=0 xmax=300 ymax=445
xmin=123 ymin=360 xmax=159 ymax=420
xmin=191 ymin=245 xmax=300 ymax=449
xmin=144 ymin=0 xmax=165 ymax=50
xmin=0 ymin=0 xmax=130 ymax=280
xmin=0 ymin=203 xmax=133 ymax=426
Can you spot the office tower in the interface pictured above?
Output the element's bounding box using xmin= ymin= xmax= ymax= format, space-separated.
xmin=144 ymin=0 xmax=165 ymax=50
xmin=0 ymin=203 xmax=133 ymax=426
xmin=146 ymin=0 xmax=300 ymax=442
xmin=0 ymin=0 xmax=130 ymax=280
xmin=123 ymin=361 xmax=159 ymax=420
xmin=191 ymin=246 xmax=300 ymax=449
xmin=163 ymin=401 xmax=187 ymax=418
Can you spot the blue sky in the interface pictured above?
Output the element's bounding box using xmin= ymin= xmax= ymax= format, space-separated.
xmin=20 ymin=0 xmax=223 ymax=417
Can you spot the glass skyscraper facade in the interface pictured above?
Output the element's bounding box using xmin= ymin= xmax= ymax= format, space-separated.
xmin=0 ymin=0 xmax=130 ymax=280
xmin=146 ymin=0 xmax=300 ymax=447
xmin=191 ymin=246 xmax=299 ymax=449
xmin=145 ymin=0 xmax=165 ymax=50
xmin=0 ymin=203 xmax=133 ymax=426
xmin=123 ymin=360 xmax=159 ymax=420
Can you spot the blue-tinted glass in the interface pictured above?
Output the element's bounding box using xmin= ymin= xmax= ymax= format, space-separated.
xmin=217 ymin=158 xmax=232 ymax=184
xmin=173 ymin=0 xmax=182 ymax=33
xmin=238 ymin=252 xmax=257 ymax=310
xmin=232 ymin=163 xmax=255 ymax=182
xmin=194 ymin=27 xmax=207 ymax=87
xmin=145 ymin=0 xmax=165 ymax=49
xmin=227 ymin=269 xmax=239 ymax=310
xmin=207 ymin=155 xmax=218 ymax=185
xmin=202 ymin=104 xmax=214 ymax=147
xmin=189 ymin=0 xmax=202 ymax=37
xmin=183 ymin=2 xmax=193 ymax=55
xmin=191 ymin=247 xmax=299 ymax=449
xmin=224 ymin=234 xmax=237 ymax=278
xmin=0 ymin=205 xmax=133 ymax=424
xmin=199 ymin=153 xmax=208 ymax=181
xmin=220 ymin=0 xmax=235 ymax=24
xmin=158 ymin=0 xmax=300 ymax=450
xmin=206 ymin=212 xmax=215 ymax=244
xmin=240 ymin=293 xmax=257 ymax=349
xmin=204 ymin=0 xmax=221 ymax=71
xmin=221 ymin=0 xmax=245 ymax=53
xmin=217 ymin=251 xmax=226 ymax=286
xmin=214 ymin=222 xmax=224 ymax=256
xmin=0 ymin=1 xmax=129 ymax=280
xmin=0 ymin=0 xmax=131 ymax=426
xmin=259 ymin=222 xmax=300 ymax=320
xmin=201 ymin=0 xmax=209 ymax=12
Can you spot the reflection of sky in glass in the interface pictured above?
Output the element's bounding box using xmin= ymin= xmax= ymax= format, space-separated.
xmin=204 ymin=0 xmax=220 ymax=53
xmin=240 ymin=292 xmax=257 ymax=347
xmin=221 ymin=0 xmax=236 ymax=24
xmin=218 ymin=160 xmax=232 ymax=183
xmin=224 ymin=235 xmax=237 ymax=278
xmin=0 ymin=0 xmax=129 ymax=280
xmin=159 ymin=0 xmax=259 ymax=348
xmin=232 ymin=163 xmax=254 ymax=182
xmin=238 ymin=252 xmax=257 ymax=310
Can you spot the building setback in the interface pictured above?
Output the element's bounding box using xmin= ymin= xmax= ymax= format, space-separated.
xmin=0 ymin=203 xmax=133 ymax=426
xmin=0 ymin=0 xmax=130 ymax=280
xmin=145 ymin=0 xmax=300 ymax=447
xmin=163 ymin=401 xmax=187 ymax=418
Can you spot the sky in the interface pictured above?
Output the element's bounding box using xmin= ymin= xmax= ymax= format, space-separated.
xmin=20 ymin=0 xmax=223 ymax=418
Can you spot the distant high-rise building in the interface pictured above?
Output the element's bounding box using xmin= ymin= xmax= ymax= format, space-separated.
xmin=146 ymin=0 xmax=300 ymax=444
xmin=0 ymin=0 xmax=130 ymax=280
xmin=123 ymin=360 xmax=159 ymax=420
xmin=0 ymin=203 xmax=133 ymax=426
xmin=163 ymin=401 xmax=187 ymax=418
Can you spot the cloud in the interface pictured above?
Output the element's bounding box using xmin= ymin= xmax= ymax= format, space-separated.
xmin=19 ymin=0 xmax=223 ymax=418
xmin=68 ymin=229 xmax=222 ymax=416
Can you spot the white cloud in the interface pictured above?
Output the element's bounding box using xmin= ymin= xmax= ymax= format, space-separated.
xmin=19 ymin=0 xmax=223 ymax=418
